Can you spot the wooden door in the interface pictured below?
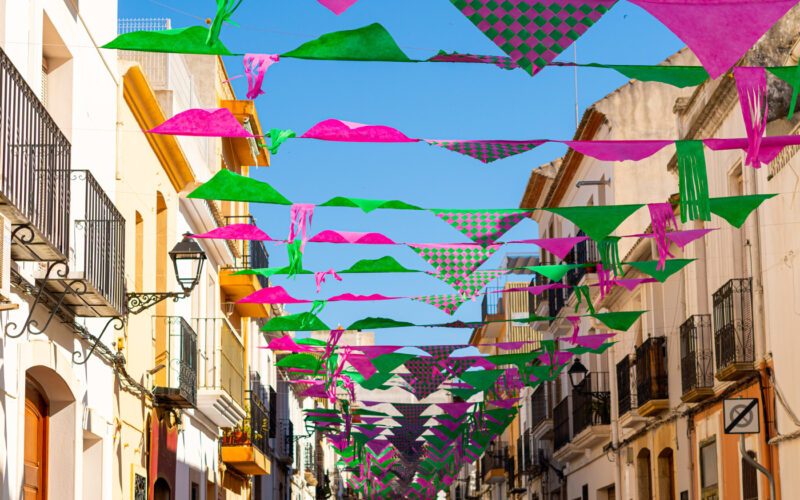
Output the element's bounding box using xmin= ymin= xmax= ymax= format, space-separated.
xmin=23 ymin=380 xmax=48 ymax=500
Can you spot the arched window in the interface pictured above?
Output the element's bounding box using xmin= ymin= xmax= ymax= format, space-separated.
xmin=637 ymin=448 xmax=652 ymax=500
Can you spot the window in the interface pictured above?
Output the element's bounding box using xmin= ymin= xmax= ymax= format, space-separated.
xmin=700 ymin=440 xmax=719 ymax=500
xmin=582 ymin=484 xmax=589 ymax=500
xmin=191 ymin=482 xmax=199 ymax=500
xmin=742 ymin=450 xmax=759 ymax=500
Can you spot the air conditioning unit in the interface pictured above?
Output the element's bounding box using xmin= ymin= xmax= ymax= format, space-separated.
xmin=0 ymin=214 xmax=11 ymax=301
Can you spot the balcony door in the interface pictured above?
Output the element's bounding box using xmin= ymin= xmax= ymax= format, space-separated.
xmin=23 ymin=379 xmax=48 ymax=500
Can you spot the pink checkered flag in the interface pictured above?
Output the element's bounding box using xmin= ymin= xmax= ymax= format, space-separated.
xmin=411 ymin=294 xmax=469 ymax=315
xmin=408 ymin=243 xmax=502 ymax=282
xmin=431 ymin=210 xmax=532 ymax=247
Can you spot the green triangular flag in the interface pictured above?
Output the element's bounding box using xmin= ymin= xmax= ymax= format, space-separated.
xmin=338 ymin=256 xmax=420 ymax=274
xmin=709 ymin=194 xmax=776 ymax=228
xmin=767 ymin=65 xmax=800 ymax=119
xmin=627 ymin=259 xmax=694 ymax=283
xmin=591 ymin=311 xmax=646 ymax=331
xmin=676 ymin=140 xmax=710 ymax=222
xmin=320 ymin=196 xmax=422 ymax=212
xmin=261 ymin=312 xmax=330 ymax=332
xmin=565 ymin=342 xmax=615 ymax=355
xmin=347 ymin=317 xmax=416 ymax=330
xmin=187 ymin=169 xmax=292 ymax=205
xmin=282 ymin=23 xmax=412 ymax=62
xmin=459 ymin=369 xmax=503 ymax=392
xmin=266 ymin=128 xmax=296 ymax=155
xmin=102 ymin=26 xmax=235 ymax=55
xmin=545 ymin=204 xmax=642 ymax=242
xmin=594 ymin=64 xmax=709 ymax=88
xmin=526 ymin=264 xmax=587 ymax=282
xmin=485 ymin=352 xmax=540 ymax=371
xmin=234 ymin=266 xmax=313 ymax=278
xmin=295 ymin=338 xmax=327 ymax=346
xmin=276 ymin=353 xmax=320 ymax=370
xmin=359 ymin=372 xmax=395 ymax=391
xmin=370 ymin=353 xmax=416 ymax=374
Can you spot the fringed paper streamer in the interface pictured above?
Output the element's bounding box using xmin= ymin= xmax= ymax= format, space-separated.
xmin=676 ymin=140 xmax=710 ymax=223
xmin=598 ymin=236 xmax=622 ymax=277
xmin=573 ymin=285 xmax=595 ymax=314
xmin=243 ymin=54 xmax=279 ymax=99
xmin=567 ymin=316 xmax=581 ymax=344
xmin=266 ymin=128 xmax=296 ymax=155
xmin=648 ymin=203 xmax=678 ymax=271
xmin=206 ymin=0 xmax=242 ymax=47
xmin=597 ymin=264 xmax=613 ymax=300
xmin=286 ymin=240 xmax=304 ymax=277
xmin=314 ymin=268 xmax=342 ymax=292
xmin=734 ymin=67 xmax=768 ymax=169
xmin=288 ymin=203 xmax=315 ymax=251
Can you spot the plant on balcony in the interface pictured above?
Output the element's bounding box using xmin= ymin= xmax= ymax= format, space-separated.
xmin=222 ymin=422 xmax=252 ymax=445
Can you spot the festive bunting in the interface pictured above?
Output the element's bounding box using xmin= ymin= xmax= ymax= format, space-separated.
xmin=282 ymin=23 xmax=412 ymax=62
xmin=148 ymin=108 xmax=260 ymax=137
xmin=734 ymin=67 xmax=769 ymax=169
xmin=431 ymin=210 xmax=533 ymax=246
xmin=411 ymin=294 xmax=469 ymax=315
xmin=320 ymin=197 xmax=424 ymax=212
xmin=187 ymin=169 xmax=292 ymax=205
xmin=544 ymin=204 xmax=641 ymax=242
xmin=448 ymin=0 xmax=616 ymax=76
xmin=316 ymin=0 xmax=360 ymax=15
xmin=102 ymin=26 xmax=235 ymax=55
xmin=425 ymin=139 xmax=545 ymax=163
xmin=407 ymin=243 xmax=501 ymax=282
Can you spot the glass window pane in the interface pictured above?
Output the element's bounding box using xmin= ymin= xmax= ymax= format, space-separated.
xmin=701 ymin=442 xmax=718 ymax=488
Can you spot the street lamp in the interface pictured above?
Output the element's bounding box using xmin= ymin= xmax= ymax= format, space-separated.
xmin=568 ymin=357 xmax=589 ymax=390
xmin=126 ymin=235 xmax=207 ymax=314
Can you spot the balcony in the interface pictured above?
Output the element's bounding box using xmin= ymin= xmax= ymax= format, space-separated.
xmin=616 ymin=355 xmax=645 ymax=429
xmin=571 ymin=373 xmax=611 ymax=449
xmin=194 ymin=317 xmax=247 ymax=427
xmin=565 ymin=234 xmax=600 ymax=289
xmin=480 ymin=444 xmax=508 ymax=484
xmin=530 ymin=382 xmax=553 ymax=440
xmin=0 ymin=48 xmax=70 ymax=262
xmin=553 ymin=397 xmax=571 ymax=452
xmin=275 ymin=418 xmax=294 ymax=465
xmin=529 ymin=439 xmax=550 ymax=477
xmin=636 ymin=337 xmax=669 ymax=416
xmin=680 ymin=314 xmax=715 ymax=402
xmin=713 ymin=278 xmax=755 ymax=380
xmin=219 ymin=215 xmax=271 ymax=317
xmin=480 ymin=289 xmax=505 ymax=339
xmin=40 ymin=170 xmax=126 ymax=317
xmin=220 ymin=372 xmax=271 ymax=475
xmin=548 ymin=286 xmax=568 ymax=320
xmin=153 ymin=316 xmax=198 ymax=408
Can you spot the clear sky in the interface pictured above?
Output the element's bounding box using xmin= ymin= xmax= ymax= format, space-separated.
xmin=120 ymin=0 xmax=684 ymax=346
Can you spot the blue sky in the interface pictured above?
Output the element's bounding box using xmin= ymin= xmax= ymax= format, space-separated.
xmin=120 ymin=0 xmax=684 ymax=346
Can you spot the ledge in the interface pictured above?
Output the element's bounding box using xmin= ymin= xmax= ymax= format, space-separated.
xmin=637 ymin=399 xmax=669 ymax=417
xmin=716 ymin=363 xmax=755 ymax=382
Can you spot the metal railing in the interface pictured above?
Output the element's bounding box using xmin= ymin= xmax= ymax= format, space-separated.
xmin=713 ymin=278 xmax=754 ymax=370
xmin=193 ymin=317 xmax=246 ymax=409
xmin=482 ymin=287 xmax=503 ymax=318
xmin=223 ymin=215 xmax=270 ymax=288
xmin=0 ymin=48 xmax=70 ymax=259
xmin=528 ymin=273 xmax=549 ymax=312
xmin=481 ymin=443 xmax=508 ymax=474
xmin=276 ymin=418 xmax=294 ymax=463
xmin=553 ymin=397 xmax=571 ymax=450
xmin=248 ymin=372 xmax=270 ymax=455
xmin=636 ymin=337 xmax=668 ymax=406
xmin=71 ymin=170 xmax=125 ymax=314
xmin=616 ymin=355 xmax=637 ymax=415
xmin=680 ymin=314 xmax=714 ymax=394
xmin=530 ymin=382 xmax=552 ymax=430
xmin=153 ymin=316 xmax=198 ymax=408
xmin=572 ymin=373 xmax=611 ymax=436
xmin=548 ymin=286 xmax=567 ymax=320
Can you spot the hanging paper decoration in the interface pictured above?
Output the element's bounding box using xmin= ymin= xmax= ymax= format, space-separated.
xmin=148 ymin=108 xmax=260 ymax=137
xmin=448 ymin=0 xmax=617 ymax=76
xmin=708 ymin=194 xmax=775 ymax=228
xmin=316 ymin=0 xmax=361 ymax=15
xmin=627 ymin=258 xmax=693 ymax=283
xmin=411 ymin=294 xmax=469 ymax=315
xmin=431 ymin=209 xmax=533 ymax=246
xmin=266 ymin=128 xmax=296 ymax=154
xmin=734 ymin=67 xmax=769 ymax=169
xmin=544 ymin=204 xmax=641 ymax=242
xmin=187 ymin=169 xmax=292 ymax=205
xmin=102 ymin=26 xmax=236 ymax=55
xmin=648 ymin=203 xmax=678 ymax=271
xmin=425 ymin=139 xmax=545 ymax=163
xmin=450 ymin=270 xmax=510 ymax=297
xmin=321 ymin=197 xmax=424 ymax=212
xmin=308 ymin=230 xmax=397 ymax=244
xmin=301 ymin=119 xmax=420 ymax=142
xmin=282 ymin=23 xmax=412 ymax=62
xmin=675 ymin=140 xmax=710 ymax=223
xmin=767 ymin=64 xmax=800 ymax=119
xmin=598 ymin=236 xmax=622 ymax=277
xmin=427 ymin=51 xmax=520 ymax=70
xmin=628 ymin=0 xmax=796 ymax=79
xmin=554 ymin=62 xmax=710 ymax=88
xmin=243 ymin=54 xmax=280 ymax=99
xmin=314 ymin=269 xmax=343 ymax=292
xmin=407 ymin=243 xmax=502 ymax=282
xmin=288 ymin=204 xmax=315 ymax=252
xmin=563 ymin=140 xmax=672 ymax=161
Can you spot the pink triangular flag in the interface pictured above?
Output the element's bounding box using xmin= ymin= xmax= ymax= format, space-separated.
xmin=316 ymin=0 xmax=360 ymax=15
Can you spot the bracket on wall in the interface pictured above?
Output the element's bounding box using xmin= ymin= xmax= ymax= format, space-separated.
xmin=71 ymin=316 xmax=126 ymax=365
xmin=5 ymin=261 xmax=87 ymax=338
xmin=125 ymin=291 xmax=188 ymax=315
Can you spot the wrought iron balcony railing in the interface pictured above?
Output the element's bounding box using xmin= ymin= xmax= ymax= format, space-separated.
xmin=548 ymin=285 xmax=568 ymax=320
xmin=481 ymin=443 xmax=508 ymax=474
xmin=276 ymin=418 xmax=294 ymax=463
xmin=636 ymin=337 xmax=668 ymax=407
xmin=553 ymin=397 xmax=571 ymax=450
xmin=481 ymin=287 xmax=503 ymax=319
xmin=152 ymin=316 xmax=198 ymax=408
xmin=68 ymin=170 xmax=125 ymax=316
xmin=223 ymin=215 xmax=270 ymax=288
xmin=713 ymin=278 xmax=754 ymax=372
xmin=616 ymin=355 xmax=637 ymax=415
xmin=530 ymin=381 xmax=552 ymax=430
xmin=0 ymin=47 xmax=70 ymax=261
xmin=248 ymin=372 xmax=270 ymax=455
xmin=193 ymin=317 xmax=246 ymax=410
xmin=680 ymin=314 xmax=714 ymax=397
xmin=572 ymin=373 xmax=611 ymax=436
